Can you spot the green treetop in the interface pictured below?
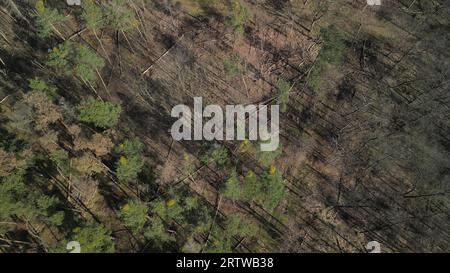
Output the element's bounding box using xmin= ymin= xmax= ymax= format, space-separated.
xmin=77 ymin=98 xmax=121 ymax=128
xmin=69 ymin=220 xmax=115 ymax=253
xmin=34 ymin=0 xmax=66 ymax=39
xmin=47 ymin=42 xmax=105 ymax=83
xmin=118 ymin=199 xmax=149 ymax=233
xmin=81 ymin=0 xmax=104 ymax=30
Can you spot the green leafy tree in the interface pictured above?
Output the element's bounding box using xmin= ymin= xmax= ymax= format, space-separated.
xmin=223 ymin=54 xmax=242 ymax=78
xmin=115 ymin=138 xmax=144 ymax=183
xmin=118 ymin=199 xmax=148 ymax=233
xmin=200 ymin=145 xmax=230 ymax=169
xmin=256 ymin=144 xmax=283 ymax=167
xmin=115 ymin=138 xmax=144 ymax=156
xmin=276 ymin=79 xmax=292 ymax=113
xmin=105 ymin=0 xmax=137 ymax=32
xmin=260 ymin=166 xmax=285 ymax=212
xmin=81 ymin=0 xmax=104 ymax=30
xmin=29 ymin=78 xmax=58 ymax=100
xmin=144 ymin=217 xmax=175 ymax=246
xmin=50 ymin=149 xmax=69 ymax=175
xmin=0 ymin=171 xmax=35 ymax=220
xmin=34 ymin=0 xmax=66 ymax=39
xmin=47 ymin=42 xmax=105 ymax=83
xmin=0 ymin=171 xmax=65 ymax=226
xmin=74 ymin=45 xmax=105 ymax=82
xmin=206 ymin=214 xmax=258 ymax=253
xmin=227 ymin=0 xmax=251 ymax=35
xmin=308 ymin=25 xmax=345 ymax=91
xmin=69 ymin=220 xmax=115 ymax=253
xmin=223 ymin=171 xmax=243 ymax=201
xmin=77 ymin=98 xmax=121 ymax=128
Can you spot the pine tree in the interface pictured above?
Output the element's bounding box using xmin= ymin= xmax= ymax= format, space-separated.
xmin=276 ymin=79 xmax=292 ymax=113
xmin=47 ymin=42 xmax=105 ymax=83
xmin=34 ymin=0 xmax=66 ymax=39
xmin=69 ymin=220 xmax=115 ymax=253
xmin=105 ymin=0 xmax=137 ymax=32
xmin=77 ymin=98 xmax=121 ymax=128
xmin=118 ymin=199 xmax=148 ymax=233
xmin=227 ymin=0 xmax=251 ymax=35
xmin=308 ymin=25 xmax=345 ymax=91
xmin=81 ymin=0 xmax=104 ymax=30
xmin=114 ymin=138 xmax=144 ymax=183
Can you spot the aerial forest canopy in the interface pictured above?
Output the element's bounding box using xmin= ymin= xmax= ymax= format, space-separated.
xmin=0 ymin=0 xmax=448 ymax=253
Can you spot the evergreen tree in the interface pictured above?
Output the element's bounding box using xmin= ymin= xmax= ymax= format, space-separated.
xmin=47 ymin=42 xmax=105 ymax=83
xmin=114 ymin=138 xmax=144 ymax=183
xmin=227 ymin=0 xmax=251 ymax=35
xmin=276 ymin=79 xmax=292 ymax=113
xmin=118 ymin=199 xmax=148 ymax=234
xmin=34 ymin=0 xmax=66 ymax=39
xmin=69 ymin=220 xmax=115 ymax=253
xmin=105 ymin=0 xmax=137 ymax=32
xmin=77 ymin=98 xmax=121 ymax=128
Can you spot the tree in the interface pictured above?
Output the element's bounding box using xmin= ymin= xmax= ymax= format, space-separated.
xmin=227 ymin=0 xmax=251 ymax=35
xmin=23 ymin=90 xmax=62 ymax=130
xmin=77 ymin=98 xmax=121 ymax=128
xmin=105 ymin=0 xmax=137 ymax=32
xmin=256 ymin=144 xmax=283 ymax=167
xmin=47 ymin=42 xmax=105 ymax=83
xmin=114 ymin=138 xmax=144 ymax=183
xmin=74 ymin=133 xmax=114 ymax=157
xmin=223 ymin=171 xmax=243 ymax=201
xmin=200 ymin=145 xmax=230 ymax=169
xmin=81 ymin=0 xmax=104 ymax=30
xmin=206 ymin=213 xmax=258 ymax=253
xmin=69 ymin=220 xmax=115 ymax=253
xmin=308 ymin=25 xmax=345 ymax=91
xmin=223 ymin=54 xmax=242 ymax=78
xmin=260 ymin=166 xmax=285 ymax=212
xmin=29 ymin=78 xmax=58 ymax=101
xmin=118 ymin=199 xmax=148 ymax=234
xmin=34 ymin=0 xmax=66 ymax=39
xmin=143 ymin=217 xmax=175 ymax=246
xmin=72 ymin=153 xmax=103 ymax=175
xmin=81 ymin=0 xmax=111 ymax=63
xmin=276 ymin=79 xmax=292 ymax=113
xmin=0 ymin=171 xmax=34 ymax=220
xmin=0 ymin=170 xmax=65 ymax=226
xmin=50 ymin=149 xmax=70 ymax=175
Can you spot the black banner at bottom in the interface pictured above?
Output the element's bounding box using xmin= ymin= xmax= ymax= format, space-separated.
xmin=0 ymin=253 xmax=442 ymax=272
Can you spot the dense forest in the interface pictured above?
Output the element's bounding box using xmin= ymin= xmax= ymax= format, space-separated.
xmin=0 ymin=0 xmax=448 ymax=253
